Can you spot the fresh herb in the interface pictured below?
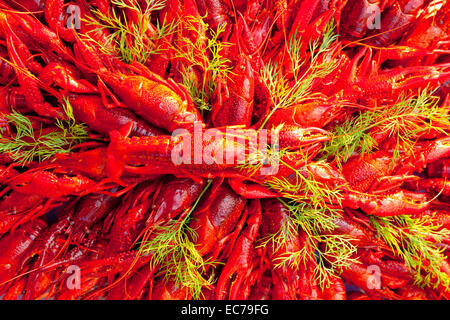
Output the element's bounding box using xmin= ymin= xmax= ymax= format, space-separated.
xmin=259 ymin=199 xmax=358 ymax=289
xmin=321 ymin=112 xmax=377 ymax=168
xmin=172 ymin=16 xmax=233 ymax=113
xmin=0 ymin=99 xmax=89 ymax=165
xmin=83 ymin=0 xmax=177 ymax=64
xmin=255 ymin=157 xmax=357 ymax=288
xmin=259 ymin=21 xmax=339 ymax=129
xmin=139 ymin=180 xmax=215 ymax=299
xmin=265 ymin=157 xmax=344 ymax=204
xmin=322 ymin=87 xmax=450 ymax=168
xmin=234 ymin=127 xmax=285 ymax=178
xmin=370 ymin=214 xmax=450 ymax=290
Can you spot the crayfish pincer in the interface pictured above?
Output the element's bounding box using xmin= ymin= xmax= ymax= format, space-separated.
xmin=73 ymin=37 xmax=203 ymax=133
xmin=0 ymin=220 xmax=46 ymax=287
xmin=99 ymin=71 xmax=203 ymax=132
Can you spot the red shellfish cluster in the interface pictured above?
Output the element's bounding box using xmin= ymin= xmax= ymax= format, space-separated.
xmin=0 ymin=0 xmax=449 ymax=300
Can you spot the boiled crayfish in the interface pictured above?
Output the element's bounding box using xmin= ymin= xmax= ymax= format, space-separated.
xmin=0 ymin=0 xmax=449 ymax=301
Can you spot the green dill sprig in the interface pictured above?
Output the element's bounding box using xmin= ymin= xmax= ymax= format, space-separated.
xmin=139 ymin=180 xmax=215 ymax=299
xmin=322 ymin=87 xmax=450 ymax=168
xmin=259 ymin=21 xmax=339 ymax=129
xmin=259 ymin=199 xmax=358 ymax=289
xmin=265 ymin=159 xmax=344 ymax=205
xmin=82 ymin=0 xmax=177 ymax=64
xmin=172 ymin=16 xmax=233 ymax=113
xmin=253 ymin=156 xmax=356 ymax=288
xmin=321 ymin=112 xmax=377 ymax=168
xmin=234 ymin=129 xmax=287 ymax=178
xmin=370 ymin=214 xmax=450 ymax=290
xmin=0 ymin=99 xmax=89 ymax=165
xmin=314 ymin=233 xmax=359 ymax=287
xmin=112 ymin=0 xmax=166 ymax=11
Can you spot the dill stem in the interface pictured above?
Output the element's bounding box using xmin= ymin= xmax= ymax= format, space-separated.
xmin=259 ymin=63 xmax=321 ymax=130
xmin=181 ymin=179 xmax=213 ymax=225
xmin=334 ymin=111 xmax=439 ymax=141
xmin=259 ymin=25 xmax=338 ymax=130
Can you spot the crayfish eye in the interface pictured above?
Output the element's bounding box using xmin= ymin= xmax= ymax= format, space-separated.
xmin=15 ymin=182 xmax=28 ymax=187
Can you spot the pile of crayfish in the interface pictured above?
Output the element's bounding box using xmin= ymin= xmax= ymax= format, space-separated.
xmin=0 ymin=0 xmax=449 ymax=300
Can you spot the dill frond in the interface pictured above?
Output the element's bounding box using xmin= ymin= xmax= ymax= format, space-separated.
xmin=172 ymin=16 xmax=233 ymax=113
xmin=255 ymin=158 xmax=357 ymax=288
xmin=259 ymin=21 xmax=339 ymax=129
xmin=234 ymin=135 xmax=286 ymax=178
xmin=321 ymin=113 xmax=377 ymax=168
xmin=260 ymin=199 xmax=358 ymax=289
xmin=112 ymin=0 xmax=166 ymax=11
xmin=322 ymin=87 xmax=450 ymax=168
xmin=139 ymin=180 xmax=215 ymax=299
xmin=370 ymin=214 xmax=450 ymax=290
xmin=313 ymin=233 xmax=359 ymax=288
xmin=140 ymin=221 xmax=216 ymax=299
xmin=287 ymin=29 xmax=305 ymax=79
xmin=265 ymin=159 xmax=344 ymax=206
xmin=82 ymin=0 xmax=176 ymax=64
xmin=0 ymin=99 xmax=89 ymax=165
